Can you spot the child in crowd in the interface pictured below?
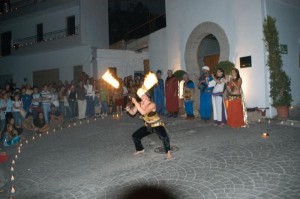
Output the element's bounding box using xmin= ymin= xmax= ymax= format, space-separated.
xmin=12 ymin=92 xmax=25 ymax=127
xmin=94 ymin=91 xmax=101 ymax=117
xmin=49 ymin=104 xmax=64 ymax=129
xmin=22 ymin=113 xmax=36 ymax=131
xmin=99 ymin=82 xmax=108 ymax=117
xmin=2 ymin=123 xmax=22 ymax=146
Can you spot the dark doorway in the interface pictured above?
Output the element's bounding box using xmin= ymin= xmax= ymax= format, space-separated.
xmin=37 ymin=23 xmax=43 ymax=42
xmin=33 ymin=68 xmax=59 ymax=87
xmin=73 ymin=65 xmax=83 ymax=82
xmin=198 ymin=34 xmax=220 ymax=71
xmin=67 ymin=16 xmax=75 ymax=36
xmin=1 ymin=31 xmax=12 ymax=56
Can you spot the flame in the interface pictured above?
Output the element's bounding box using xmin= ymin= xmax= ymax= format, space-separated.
xmin=137 ymin=72 xmax=158 ymax=98
xmin=143 ymin=72 xmax=158 ymax=90
xmin=102 ymin=70 xmax=120 ymax=89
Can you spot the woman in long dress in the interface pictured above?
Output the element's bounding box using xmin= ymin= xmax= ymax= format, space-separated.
xmin=226 ymin=68 xmax=245 ymax=128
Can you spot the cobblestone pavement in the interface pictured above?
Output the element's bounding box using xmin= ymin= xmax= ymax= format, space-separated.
xmin=1 ymin=113 xmax=300 ymax=199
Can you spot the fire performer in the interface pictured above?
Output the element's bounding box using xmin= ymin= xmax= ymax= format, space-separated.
xmin=102 ymin=70 xmax=172 ymax=159
xmin=126 ymin=90 xmax=172 ymax=159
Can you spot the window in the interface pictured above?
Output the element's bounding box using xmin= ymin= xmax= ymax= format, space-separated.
xmin=1 ymin=31 xmax=11 ymax=56
xmin=67 ymin=16 xmax=75 ymax=36
xmin=37 ymin=23 xmax=43 ymax=42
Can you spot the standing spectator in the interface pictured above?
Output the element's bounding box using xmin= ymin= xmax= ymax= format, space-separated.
xmin=99 ymin=82 xmax=109 ymax=117
xmin=21 ymin=87 xmax=32 ymax=114
xmin=40 ymin=84 xmax=52 ymax=124
xmin=212 ymin=68 xmax=227 ymax=125
xmin=226 ymin=68 xmax=245 ymax=128
xmin=12 ymin=92 xmax=24 ymax=127
xmin=94 ymin=91 xmax=101 ymax=117
xmin=84 ymin=79 xmax=95 ymax=117
xmin=128 ymin=79 xmax=136 ymax=99
xmin=183 ymin=74 xmax=195 ymax=119
xmin=165 ymin=70 xmax=179 ymax=117
xmin=0 ymin=92 xmax=6 ymax=131
xmin=51 ymin=87 xmax=59 ymax=108
xmin=77 ymin=80 xmax=86 ymax=120
xmin=31 ymin=86 xmax=42 ymax=119
xmin=3 ymin=92 xmax=13 ymax=122
xmin=198 ymin=66 xmax=215 ymax=121
xmin=122 ymin=81 xmax=128 ymax=111
xmin=68 ymin=81 xmax=77 ymax=122
xmin=153 ymin=70 xmax=165 ymax=115
xmin=58 ymin=86 xmax=66 ymax=116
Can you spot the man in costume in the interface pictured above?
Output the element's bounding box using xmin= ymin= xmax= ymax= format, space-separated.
xmin=126 ymin=90 xmax=172 ymax=159
xmin=153 ymin=70 xmax=165 ymax=115
xmin=198 ymin=66 xmax=215 ymax=121
xmin=183 ymin=74 xmax=195 ymax=119
xmin=165 ymin=70 xmax=179 ymax=117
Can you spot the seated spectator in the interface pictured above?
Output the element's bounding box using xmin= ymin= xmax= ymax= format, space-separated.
xmin=22 ymin=113 xmax=36 ymax=131
xmin=4 ymin=117 xmax=23 ymax=136
xmin=49 ymin=104 xmax=63 ymax=129
xmin=34 ymin=112 xmax=50 ymax=133
xmin=2 ymin=123 xmax=22 ymax=147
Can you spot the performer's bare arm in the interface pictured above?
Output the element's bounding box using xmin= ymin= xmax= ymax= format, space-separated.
xmin=126 ymin=97 xmax=155 ymax=116
xmin=126 ymin=105 xmax=138 ymax=115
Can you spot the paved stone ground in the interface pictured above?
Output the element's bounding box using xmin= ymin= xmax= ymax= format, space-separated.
xmin=0 ymin=109 xmax=300 ymax=199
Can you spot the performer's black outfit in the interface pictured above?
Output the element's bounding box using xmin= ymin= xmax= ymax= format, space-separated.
xmin=132 ymin=111 xmax=171 ymax=153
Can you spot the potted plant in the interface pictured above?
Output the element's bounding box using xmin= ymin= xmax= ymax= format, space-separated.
xmin=214 ymin=61 xmax=235 ymax=75
xmin=263 ymin=16 xmax=292 ymax=119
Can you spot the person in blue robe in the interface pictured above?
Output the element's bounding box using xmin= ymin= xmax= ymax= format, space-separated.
xmin=153 ymin=70 xmax=165 ymax=115
xmin=183 ymin=74 xmax=195 ymax=119
xmin=198 ymin=66 xmax=215 ymax=121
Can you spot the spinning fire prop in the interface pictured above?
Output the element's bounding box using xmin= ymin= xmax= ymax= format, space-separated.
xmin=102 ymin=70 xmax=120 ymax=89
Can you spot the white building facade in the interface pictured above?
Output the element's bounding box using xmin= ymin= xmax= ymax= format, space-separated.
xmin=0 ymin=0 xmax=299 ymax=118
xmin=0 ymin=0 xmax=109 ymax=86
xmin=147 ymin=0 xmax=300 ymax=117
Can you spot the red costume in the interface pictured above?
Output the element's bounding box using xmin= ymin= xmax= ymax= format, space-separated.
xmin=165 ymin=76 xmax=179 ymax=113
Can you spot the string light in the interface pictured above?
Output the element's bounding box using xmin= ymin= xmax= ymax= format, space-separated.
xmin=11 ymin=175 xmax=15 ymax=181
xmin=10 ymin=166 xmax=14 ymax=172
xmin=12 ymin=160 xmax=15 ymax=165
xmin=15 ymin=155 xmax=18 ymax=159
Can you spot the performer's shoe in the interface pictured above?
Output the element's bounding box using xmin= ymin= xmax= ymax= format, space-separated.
xmin=133 ymin=149 xmax=145 ymax=155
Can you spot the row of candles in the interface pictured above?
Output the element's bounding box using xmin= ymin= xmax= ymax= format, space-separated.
xmin=257 ymin=117 xmax=296 ymax=138
xmin=9 ymin=113 xmax=122 ymax=197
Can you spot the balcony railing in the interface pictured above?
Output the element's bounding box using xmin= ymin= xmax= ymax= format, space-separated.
xmin=13 ymin=26 xmax=80 ymax=49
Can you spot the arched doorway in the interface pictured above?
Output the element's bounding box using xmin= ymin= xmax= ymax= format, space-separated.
xmin=184 ymin=22 xmax=229 ymax=116
xmin=198 ymin=34 xmax=220 ymax=72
